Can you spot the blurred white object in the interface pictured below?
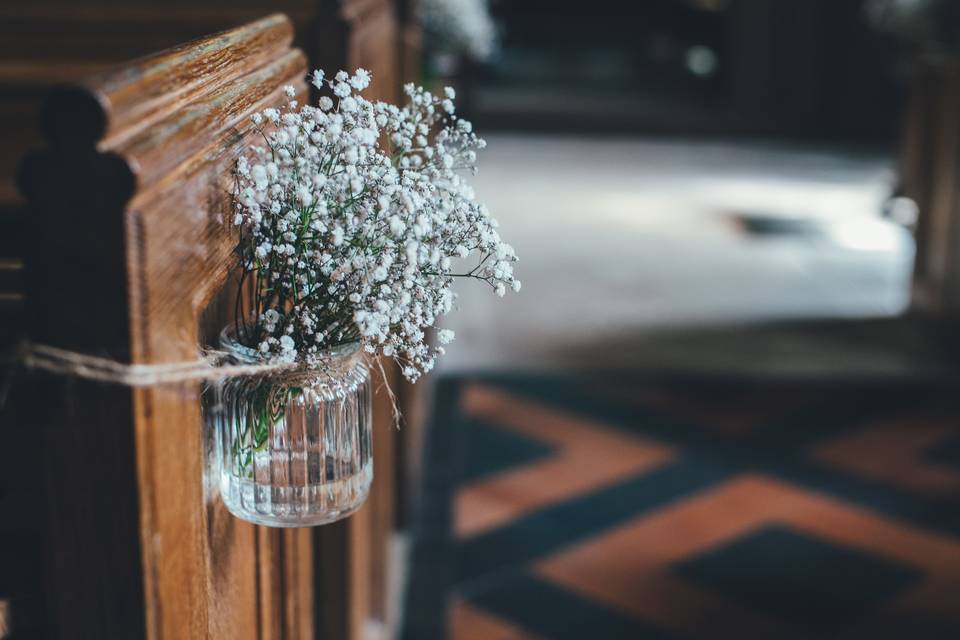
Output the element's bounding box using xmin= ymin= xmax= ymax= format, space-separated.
xmin=866 ymin=0 xmax=939 ymax=32
xmin=886 ymin=196 xmax=920 ymax=229
xmin=686 ymin=45 xmax=719 ymax=77
xmin=420 ymin=0 xmax=496 ymax=61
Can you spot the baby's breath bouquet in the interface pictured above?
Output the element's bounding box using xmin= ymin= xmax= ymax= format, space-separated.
xmin=216 ymin=69 xmax=517 ymax=527
xmin=232 ymin=69 xmax=518 ymax=382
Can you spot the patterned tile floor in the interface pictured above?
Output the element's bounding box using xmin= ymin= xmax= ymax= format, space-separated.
xmin=403 ymin=374 xmax=960 ymax=640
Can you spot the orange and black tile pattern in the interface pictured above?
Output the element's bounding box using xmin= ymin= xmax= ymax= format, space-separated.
xmin=402 ymin=375 xmax=960 ymax=640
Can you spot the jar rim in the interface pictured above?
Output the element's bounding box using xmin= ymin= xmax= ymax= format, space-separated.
xmin=219 ymin=323 xmax=361 ymax=365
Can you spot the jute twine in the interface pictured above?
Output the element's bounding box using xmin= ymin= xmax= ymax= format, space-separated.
xmin=1 ymin=341 xmax=401 ymax=425
xmin=18 ymin=341 xmax=302 ymax=386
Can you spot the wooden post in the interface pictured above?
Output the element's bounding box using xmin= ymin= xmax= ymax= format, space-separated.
xmin=16 ymin=16 xmax=314 ymax=639
xmin=905 ymin=56 xmax=960 ymax=317
xmin=7 ymin=10 xmax=413 ymax=638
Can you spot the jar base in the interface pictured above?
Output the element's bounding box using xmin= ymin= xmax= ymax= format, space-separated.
xmin=220 ymin=462 xmax=373 ymax=527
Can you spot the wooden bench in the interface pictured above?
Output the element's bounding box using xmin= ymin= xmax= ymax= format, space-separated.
xmin=898 ymin=55 xmax=960 ymax=317
xmin=0 ymin=0 xmax=414 ymax=204
xmin=4 ymin=13 xmax=406 ymax=639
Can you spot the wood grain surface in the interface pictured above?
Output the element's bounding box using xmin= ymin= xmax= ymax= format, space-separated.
xmin=8 ymin=8 xmax=415 ymax=638
xmin=16 ymin=15 xmax=313 ymax=639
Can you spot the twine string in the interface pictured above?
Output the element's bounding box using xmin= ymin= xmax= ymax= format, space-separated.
xmin=1 ymin=340 xmax=400 ymax=426
xmin=19 ymin=341 xmax=306 ymax=386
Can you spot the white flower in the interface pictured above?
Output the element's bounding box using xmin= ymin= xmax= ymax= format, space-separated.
xmin=284 ymin=85 xmax=297 ymax=97
xmin=236 ymin=156 xmax=250 ymax=177
xmin=350 ymin=68 xmax=371 ymax=90
xmin=296 ymin=185 xmax=313 ymax=206
xmin=251 ymin=164 xmax=268 ymax=190
xmin=231 ymin=69 xmax=518 ymax=379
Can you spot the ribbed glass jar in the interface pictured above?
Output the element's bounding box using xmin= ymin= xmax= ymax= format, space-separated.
xmin=210 ymin=327 xmax=373 ymax=527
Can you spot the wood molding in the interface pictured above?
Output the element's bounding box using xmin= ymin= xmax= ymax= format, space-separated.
xmin=8 ymin=8 xmax=414 ymax=638
xmin=16 ymin=16 xmax=310 ymax=639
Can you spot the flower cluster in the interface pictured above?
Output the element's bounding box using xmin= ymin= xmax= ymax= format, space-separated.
xmin=232 ymin=69 xmax=518 ymax=381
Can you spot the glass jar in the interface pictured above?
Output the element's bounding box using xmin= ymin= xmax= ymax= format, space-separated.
xmin=209 ymin=326 xmax=373 ymax=527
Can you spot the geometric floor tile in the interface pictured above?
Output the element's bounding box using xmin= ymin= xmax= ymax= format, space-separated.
xmin=594 ymin=381 xmax=828 ymax=437
xmin=455 ymin=384 xmax=675 ymax=538
xmin=812 ymin=416 xmax=960 ymax=498
xmin=925 ymin=436 xmax=960 ymax=474
xmin=465 ymin=574 xmax=676 ymax=640
xmin=461 ymin=419 xmax=556 ymax=484
xmin=403 ymin=375 xmax=960 ymax=640
xmin=536 ymin=474 xmax=960 ymax=639
xmin=448 ymin=599 xmax=541 ymax=640
xmin=674 ymin=524 xmax=921 ymax=631
xmin=455 ymin=459 xmax=735 ymax=586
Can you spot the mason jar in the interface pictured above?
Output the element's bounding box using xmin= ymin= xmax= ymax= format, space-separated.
xmin=209 ymin=326 xmax=373 ymax=527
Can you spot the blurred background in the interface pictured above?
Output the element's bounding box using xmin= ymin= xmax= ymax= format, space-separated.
xmin=407 ymin=1 xmax=960 ymax=639
xmin=4 ymin=0 xmax=960 ymax=639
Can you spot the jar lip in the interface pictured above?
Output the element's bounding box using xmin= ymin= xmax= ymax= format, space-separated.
xmin=219 ymin=323 xmax=362 ymax=365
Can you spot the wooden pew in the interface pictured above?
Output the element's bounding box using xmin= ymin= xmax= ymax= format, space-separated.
xmin=0 ymin=2 xmax=411 ymax=209
xmin=5 ymin=13 xmax=406 ymax=639
xmin=901 ymin=55 xmax=960 ymax=317
xmin=0 ymin=5 xmax=316 ymax=198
